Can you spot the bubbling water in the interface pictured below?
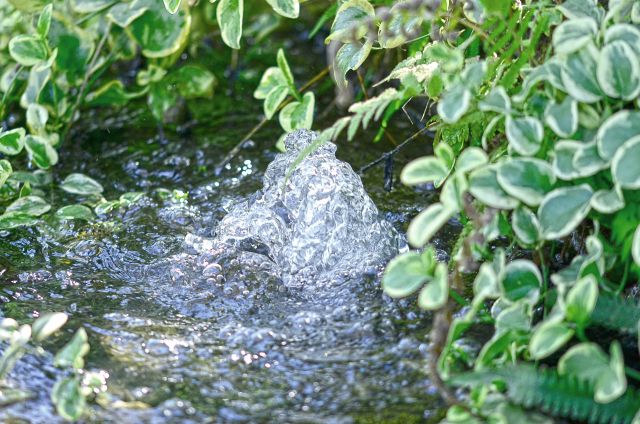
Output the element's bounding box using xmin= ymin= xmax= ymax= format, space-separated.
xmin=210 ymin=129 xmax=402 ymax=284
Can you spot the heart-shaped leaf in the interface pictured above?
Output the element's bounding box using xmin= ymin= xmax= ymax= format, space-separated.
xmin=545 ymin=97 xmax=578 ymax=137
xmin=597 ymin=40 xmax=640 ymax=100
xmin=505 ymin=116 xmax=544 ymax=156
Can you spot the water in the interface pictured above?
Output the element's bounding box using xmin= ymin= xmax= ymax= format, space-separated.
xmin=0 ymin=104 xmax=452 ymax=422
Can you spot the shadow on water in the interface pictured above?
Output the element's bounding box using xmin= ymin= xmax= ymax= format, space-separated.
xmin=0 ymin=87 xmax=460 ymax=422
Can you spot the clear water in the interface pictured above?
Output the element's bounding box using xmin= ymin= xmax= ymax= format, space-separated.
xmin=0 ymin=102 xmax=453 ymax=423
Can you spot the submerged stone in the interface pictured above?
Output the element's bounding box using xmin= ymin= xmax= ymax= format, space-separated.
xmin=213 ymin=129 xmax=401 ymax=283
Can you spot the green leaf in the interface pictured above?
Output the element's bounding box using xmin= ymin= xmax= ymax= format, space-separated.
xmin=326 ymin=0 xmax=375 ymax=43
xmin=170 ymin=65 xmax=216 ymax=99
xmin=86 ymin=80 xmax=146 ymax=107
xmin=538 ymin=185 xmax=593 ymax=240
xmin=633 ymin=224 xmax=640 ymax=266
xmin=0 ymin=128 xmax=26 ymax=156
xmin=61 ymin=173 xmax=103 ymax=195
xmin=455 ymin=147 xmax=488 ymax=174
xmin=597 ymin=40 xmax=640 ymax=100
xmin=505 ymin=116 xmax=544 ymax=156
xmin=163 ymin=0 xmax=181 ymax=14
xmin=254 ymin=67 xmax=287 ymax=99
xmin=54 ymin=328 xmax=89 ymax=369
xmin=437 ymin=83 xmax=471 ymax=124
xmin=333 ymin=40 xmax=373 ymax=88
xmin=70 ymin=0 xmax=114 ymax=13
xmin=529 ymin=320 xmax=574 ymax=359
xmin=6 ymin=196 xmax=50 ymax=217
xmin=279 ymin=92 xmax=314 ymax=132
xmin=513 ymin=59 xmax=565 ymax=103
xmin=418 ymin=262 xmax=448 ymax=310
xmin=407 ymin=203 xmax=455 ymax=247
xmin=9 ymin=35 xmax=48 ymax=67
xmin=552 ymin=18 xmax=598 ymax=54
xmin=435 ymin=142 xmax=456 ymax=172
xmin=25 ymin=135 xmax=58 ymax=169
xmin=478 ymin=86 xmax=511 ymax=114
xmin=441 ymin=173 xmax=468 ymax=211
xmin=559 ymin=0 xmax=602 ymax=21
xmin=382 ymin=249 xmax=434 ymax=298
xmin=479 ymin=0 xmax=510 ymax=15
xmin=501 ymin=259 xmax=542 ymax=303
xmin=56 ymin=205 xmax=94 ymax=221
xmin=26 ymin=104 xmax=48 ymax=136
xmin=276 ymin=48 xmax=296 ymax=94
xmin=473 ymin=262 xmax=499 ymax=303
xmin=496 ymin=301 xmax=532 ymax=333
xmin=612 ymin=135 xmax=640 ymax=188
xmin=37 ymin=4 xmax=53 ymax=38
xmin=32 ymin=312 xmax=67 ymax=342
xmin=6 ymin=0 xmax=50 ymax=13
xmin=107 ymin=2 xmax=149 ymax=27
xmin=129 ymin=0 xmax=191 ymax=57
xmin=51 ymin=378 xmax=86 ymax=421
xmin=591 ymin=186 xmax=625 ymax=214
xmin=544 ymin=97 xmax=578 ymax=137
xmin=561 ymin=44 xmax=603 ymax=103
xmin=605 ymin=23 xmax=640 ymax=54
xmin=468 ymin=165 xmax=519 ymax=209
xmin=0 ymin=213 xmax=40 ymax=230
xmin=265 ymin=0 xmax=298 ymax=18
xmin=0 ymin=160 xmax=12 ymax=189
xmin=496 ymin=158 xmax=556 ymax=207
xmin=559 ymin=342 xmax=627 ymax=403
xmin=573 ymin=141 xmax=608 ymax=177
xmin=264 ymin=86 xmax=288 ymax=119
xmin=401 ymin=156 xmax=449 ymax=186
xmin=552 ymin=140 xmax=582 ymax=180
xmin=217 ymin=0 xmax=243 ymax=48
xmin=566 ymin=275 xmax=598 ymax=324
xmin=94 ymin=201 xmax=120 ymax=215
xmin=513 ymin=206 xmax=540 ymax=246
xmin=597 ymin=110 xmax=640 ymax=160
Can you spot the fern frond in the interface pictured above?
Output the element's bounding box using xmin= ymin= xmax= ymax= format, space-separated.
xmin=451 ymin=365 xmax=640 ymax=424
xmin=591 ymin=293 xmax=640 ymax=334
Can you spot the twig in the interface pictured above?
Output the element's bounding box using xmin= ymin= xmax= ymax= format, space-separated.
xmin=63 ymin=21 xmax=113 ymax=142
xmin=214 ymin=66 xmax=330 ymax=175
xmin=358 ymin=124 xmax=435 ymax=175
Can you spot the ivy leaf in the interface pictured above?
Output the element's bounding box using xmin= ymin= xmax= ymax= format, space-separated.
xmin=51 ymin=378 xmax=86 ymax=421
xmin=333 ymin=39 xmax=373 ymax=88
xmin=0 ymin=160 xmax=12 ymax=189
xmin=597 ymin=40 xmax=640 ymax=100
xmin=418 ymin=262 xmax=448 ymax=310
xmin=61 ymin=173 xmax=103 ymax=196
xmin=279 ymin=92 xmax=314 ymax=132
xmin=501 ymin=259 xmax=542 ymax=304
xmin=37 ymin=4 xmax=53 ymax=38
xmin=382 ymin=249 xmax=435 ymax=298
xmin=513 ymin=206 xmax=540 ymax=246
xmin=32 ymin=312 xmax=67 ymax=342
xmin=505 ymin=116 xmax=544 ymax=156
xmin=401 ymin=156 xmax=449 ymax=186
xmin=552 ymin=18 xmax=598 ymax=55
xmin=596 ymin=110 xmax=640 ymax=160
xmin=56 ymin=205 xmax=94 ymax=221
xmin=530 ymin=320 xmax=574 ymax=360
xmin=163 ymin=0 xmax=181 ymax=14
xmin=544 ymin=97 xmax=578 ymax=137
xmin=6 ymin=196 xmax=51 ymax=217
xmin=25 ymin=135 xmax=58 ymax=169
xmin=561 ymin=44 xmax=603 ymax=103
xmin=496 ymin=158 xmax=555 ymax=207
xmin=265 ymin=0 xmax=299 ymax=18
xmin=326 ymin=0 xmax=375 ymax=43
xmin=9 ymin=35 xmax=48 ymax=67
xmin=407 ymin=203 xmax=455 ymax=247
xmin=538 ymin=185 xmax=593 ymax=240
xmin=217 ymin=0 xmax=243 ymax=49
xmin=565 ymin=275 xmax=598 ymax=325
xmin=478 ymin=86 xmax=511 ymax=114
xmin=54 ymin=328 xmax=89 ymax=369
xmin=611 ymin=135 xmax=640 ymax=189
xmin=438 ymin=83 xmax=471 ymax=124
xmin=0 ymin=128 xmax=25 ymax=156
xmin=469 ymin=166 xmax=519 ymax=210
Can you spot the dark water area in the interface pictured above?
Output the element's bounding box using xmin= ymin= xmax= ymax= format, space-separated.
xmin=0 ymin=31 xmax=460 ymax=423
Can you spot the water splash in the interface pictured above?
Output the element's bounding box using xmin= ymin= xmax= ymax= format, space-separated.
xmin=213 ymin=129 xmax=402 ymax=284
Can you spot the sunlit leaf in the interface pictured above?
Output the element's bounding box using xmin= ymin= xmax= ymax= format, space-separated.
xmin=0 ymin=128 xmax=26 ymax=156
xmin=55 ymin=328 xmax=89 ymax=369
xmin=326 ymin=0 xmax=375 ymax=43
xmin=279 ymin=92 xmax=314 ymax=132
xmin=438 ymin=83 xmax=471 ymax=124
xmin=25 ymin=135 xmax=58 ymax=169
xmin=407 ymin=203 xmax=455 ymax=247
xmin=56 ymin=205 xmax=94 ymax=221
xmin=51 ymin=378 xmax=86 ymax=421
xmin=130 ymin=0 xmax=191 ymax=56
xmin=32 ymin=312 xmax=67 ymax=342
xmin=401 ymin=156 xmax=449 ymax=186
xmin=382 ymin=249 xmax=435 ymax=298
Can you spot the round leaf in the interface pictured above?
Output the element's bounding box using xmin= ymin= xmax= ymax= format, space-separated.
xmin=501 ymin=259 xmax=542 ymax=303
xmin=597 ymin=40 xmax=640 ymax=100
xmin=597 ymin=110 xmax=640 ymax=160
xmin=539 ymin=185 xmax=593 ymax=240
xmin=437 ymin=83 xmax=471 ymax=124
xmin=455 ymin=147 xmax=488 ymax=174
xmin=0 ymin=128 xmax=26 ymax=156
xmin=611 ymin=134 xmax=640 ymax=189
xmin=505 ymin=116 xmax=544 ymax=156
xmin=529 ymin=320 xmax=574 ymax=359
xmin=468 ymin=165 xmax=519 ymax=209
xmin=25 ymin=135 xmax=58 ymax=169
xmin=129 ymin=0 xmax=191 ymax=57
xmin=418 ymin=263 xmax=448 ymax=310
xmin=552 ymin=18 xmax=598 ymax=55
xmin=407 ymin=203 xmax=455 ymax=247
xmin=544 ymin=97 xmax=578 ymax=137
xmin=382 ymin=250 xmax=434 ymax=298
xmin=401 ymin=156 xmax=449 ymax=186
xmin=496 ymin=158 xmax=555 ymax=207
